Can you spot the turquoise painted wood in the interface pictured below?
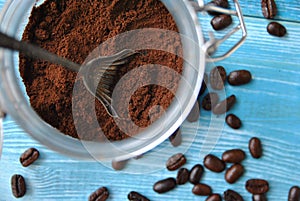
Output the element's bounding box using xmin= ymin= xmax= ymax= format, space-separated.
xmin=1 ymin=0 xmax=300 ymax=200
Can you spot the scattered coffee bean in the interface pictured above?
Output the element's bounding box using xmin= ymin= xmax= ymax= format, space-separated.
xmin=199 ymin=73 xmax=208 ymax=96
xmin=210 ymin=66 xmax=227 ymax=90
xmin=0 ymin=110 xmax=6 ymax=118
xmin=89 ymin=187 xmax=109 ymax=201
xmin=222 ymin=149 xmax=246 ymax=163
xmin=261 ymin=0 xmax=277 ymax=19
xmin=207 ymin=0 xmax=229 ymax=15
xmin=267 ymin=22 xmax=287 ymax=37
xmin=288 ymin=186 xmax=300 ymax=201
xmin=176 ymin=168 xmax=189 ymax=185
xmin=187 ymin=101 xmax=200 ymax=122
xmin=166 ymin=153 xmax=186 ymax=171
xmin=225 ymin=164 xmax=244 ymax=184
xmin=192 ymin=183 xmax=212 ymax=196
xmin=228 ymin=70 xmax=252 ymax=86
xmin=202 ymin=93 xmax=219 ymax=111
xmin=206 ymin=193 xmax=222 ymax=201
xmin=169 ymin=128 xmax=182 ymax=147
xmin=211 ymin=14 xmax=232 ymax=31
xmin=249 ymin=137 xmax=263 ymax=158
xmin=252 ymin=194 xmax=268 ymax=201
xmin=112 ymin=159 xmax=129 ymax=171
xmin=153 ymin=178 xmax=176 ymax=194
xmin=226 ymin=114 xmax=242 ymax=129
xmin=189 ymin=164 xmax=204 ymax=184
xmin=213 ymin=95 xmax=236 ymax=115
xmin=11 ymin=174 xmax=26 ymax=198
xmin=224 ymin=189 xmax=244 ymax=201
xmin=246 ymin=179 xmax=269 ymax=194
xmin=204 ymin=154 xmax=225 ymax=173
xmin=128 ymin=191 xmax=150 ymax=201
xmin=20 ymin=147 xmax=40 ymax=167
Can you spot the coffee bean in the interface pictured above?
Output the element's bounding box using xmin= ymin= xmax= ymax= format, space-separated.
xmin=222 ymin=149 xmax=246 ymax=163
xmin=204 ymin=154 xmax=225 ymax=173
xmin=226 ymin=114 xmax=242 ymax=129
xmin=224 ymin=189 xmax=244 ymax=201
xmin=210 ymin=66 xmax=227 ymax=90
xmin=202 ymin=93 xmax=219 ymax=111
xmin=225 ymin=164 xmax=244 ymax=184
xmin=0 ymin=110 xmax=6 ymax=118
xmin=169 ymin=128 xmax=182 ymax=147
xmin=89 ymin=187 xmax=109 ymax=201
xmin=249 ymin=137 xmax=263 ymax=158
xmin=11 ymin=174 xmax=26 ymax=198
xmin=20 ymin=147 xmax=40 ymax=167
xmin=187 ymin=101 xmax=200 ymax=122
xmin=176 ymin=168 xmax=189 ymax=185
xmin=211 ymin=14 xmax=232 ymax=31
xmin=153 ymin=178 xmax=176 ymax=193
xmin=189 ymin=164 xmax=204 ymax=184
xmin=112 ymin=159 xmax=129 ymax=171
xmin=166 ymin=153 xmax=186 ymax=171
xmin=267 ymin=22 xmax=287 ymax=37
xmin=213 ymin=95 xmax=236 ymax=115
xmin=199 ymin=73 xmax=208 ymax=96
xmin=192 ymin=183 xmax=212 ymax=196
xmin=206 ymin=194 xmax=222 ymax=201
xmin=246 ymin=179 xmax=269 ymax=194
xmin=128 ymin=191 xmax=150 ymax=201
xmin=228 ymin=70 xmax=252 ymax=86
xmin=252 ymin=194 xmax=268 ymax=201
xmin=207 ymin=0 xmax=229 ymax=15
xmin=288 ymin=186 xmax=300 ymax=201
xmin=261 ymin=0 xmax=277 ymax=19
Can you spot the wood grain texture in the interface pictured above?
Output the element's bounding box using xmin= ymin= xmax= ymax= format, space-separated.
xmin=1 ymin=0 xmax=300 ymax=200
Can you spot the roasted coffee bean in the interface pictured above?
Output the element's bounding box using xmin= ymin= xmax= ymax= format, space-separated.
xmin=11 ymin=174 xmax=26 ymax=198
xmin=0 ymin=110 xmax=6 ymax=118
xmin=224 ymin=189 xmax=244 ymax=201
xmin=128 ymin=191 xmax=150 ymax=201
xmin=176 ymin=168 xmax=189 ymax=185
xmin=112 ymin=159 xmax=129 ymax=171
xmin=89 ymin=187 xmax=109 ymax=201
xmin=246 ymin=179 xmax=269 ymax=194
xmin=267 ymin=22 xmax=287 ymax=37
xmin=261 ymin=0 xmax=277 ymax=19
xmin=228 ymin=70 xmax=252 ymax=86
xmin=210 ymin=66 xmax=227 ymax=90
xmin=204 ymin=154 xmax=225 ymax=173
xmin=211 ymin=15 xmax=232 ymax=31
xmin=249 ymin=137 xmax=263 ymax=158
xmin=199 ymin=73 xmax=208 ymax=96
xmin=153 ymin=178 xmax=176 ymax=193
xmin=169 ymin=128 xmax=182 ymax=147
xmin=252 ymin=194 xmax=268 ymax=201
xmin=225 ymin=164 xmax=244 ymax=184
xmin=206 ymin=194 xmax=222 ymax=201
xmin=207 ymin=0 xmax=229 ymax=15
xmin=213 ymin=95 xmax=236 ymax=115
xmin=288 ymin=186 xmax=300 ymax=201
xmin=166 ymin=153 xmax=186 ymax=171
xmin=187 ymin=101 xmax=200 ymax=122
xmin=202 ymin=93 xmax=219 ymax=111
xmin=192 ymin=183 xmax=212 ymax=196
xmin=189 ymin=164 xmax=204 ymax=184
xmin=222 ymin=149 xmax=246 ymax=163
xmin=20 ymin=147 xmax=40 ymax=167
xmin=226 ymin=114 xmax=242 ymax=129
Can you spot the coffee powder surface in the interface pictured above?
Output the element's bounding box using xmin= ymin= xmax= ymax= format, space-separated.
xmin=20 ymin=0 xmax=183 ymax=141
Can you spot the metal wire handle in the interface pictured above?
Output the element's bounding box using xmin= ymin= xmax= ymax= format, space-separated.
xmin=189 ymin=0 xmax=247 ymax=62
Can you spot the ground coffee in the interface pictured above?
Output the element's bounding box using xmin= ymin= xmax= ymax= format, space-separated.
xmin=20 ymin=0 xmax=183 ymax=141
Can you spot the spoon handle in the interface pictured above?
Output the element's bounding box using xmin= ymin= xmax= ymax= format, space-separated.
xmin=0 ymin=31 xmax=80 ymax=72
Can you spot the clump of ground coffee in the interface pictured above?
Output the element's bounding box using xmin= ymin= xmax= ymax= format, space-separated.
xmin=20 ymin=0 xmax=183 ymax=141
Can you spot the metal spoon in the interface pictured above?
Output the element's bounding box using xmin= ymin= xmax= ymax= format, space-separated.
xmin=0 ymin=31 xmax=137 ymax=117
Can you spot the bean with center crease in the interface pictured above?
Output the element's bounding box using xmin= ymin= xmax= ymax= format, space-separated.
xmin=11 ymin=174 xmax=26 ymax=198
xmin=176 ymin=168 xmax=189 ymax=185
xmin=88 ymin=187 xmax=109 ymax=201
xmin=261 ymin=0 xmax=277 ymax=19
xmin=20 ymin=147 xmax=40 ymax=167
xmin=246 ymin=179 xmax=269 ymax=194
xmin=166 ymin=153 xmax=186 ymax=171
xmin=224 ymin=189 xmax=244 ymax=201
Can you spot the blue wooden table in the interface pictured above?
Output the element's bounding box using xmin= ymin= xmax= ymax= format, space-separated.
xmin=1 ymin=0 xmax=300 ymax=200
